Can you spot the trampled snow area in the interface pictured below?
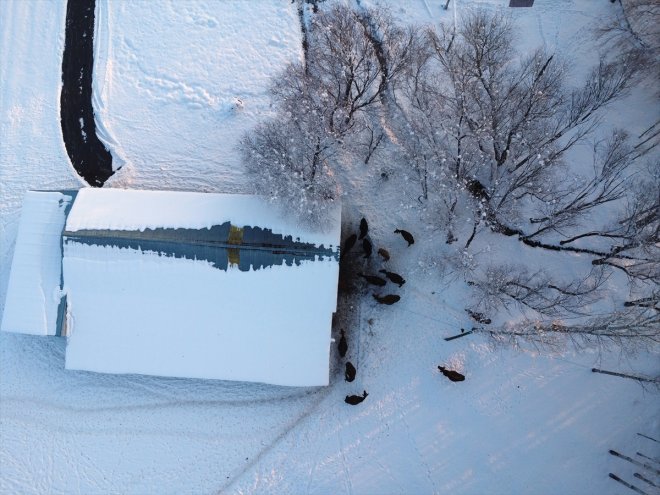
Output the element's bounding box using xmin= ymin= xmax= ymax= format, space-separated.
xmin=1 ymin=0 xmax=658 ymax=494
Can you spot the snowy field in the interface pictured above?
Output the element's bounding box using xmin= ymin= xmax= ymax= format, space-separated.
xmin=1 ymin=0 xmax=658 ymax=494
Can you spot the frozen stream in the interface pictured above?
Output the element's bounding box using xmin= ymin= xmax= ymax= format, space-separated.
xmin=60 ymin=0 xmax=115 ymax=186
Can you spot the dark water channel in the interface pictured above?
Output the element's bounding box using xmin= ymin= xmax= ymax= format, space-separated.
xmin=61 ymin=0 xmax=115 ymax=186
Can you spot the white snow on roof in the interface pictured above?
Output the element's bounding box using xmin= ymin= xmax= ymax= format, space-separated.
xmin=65 ymin=188 xmax=341 ymax=248
xmin=1 ymin=191 xmax=72 ymax=336
xmin=63 ymin=241 xmax=338 ymax=386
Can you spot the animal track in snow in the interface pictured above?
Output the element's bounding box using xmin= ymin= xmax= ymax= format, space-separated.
xmin=139 ymin=75 xmax=217 ymax=109
xmin=119 ymin=36 xmax=218 ymax=110
xmin=189 ymin=13 xmax=218 ymax=28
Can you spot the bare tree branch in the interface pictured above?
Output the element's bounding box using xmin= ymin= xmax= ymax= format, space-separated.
xmin=478 ymin=306 xmax=660 ymax=355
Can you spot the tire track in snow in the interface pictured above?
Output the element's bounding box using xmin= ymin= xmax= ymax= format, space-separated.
xmin=1 ymin=387 xmax=321 ymax=414
xmin=401 ymin=283 xmax=468 ymax=333
xmin=218 ymin=324 xmax=356 ymax=493
xmin=400 ymin=408 xmax=438 ymax=493
xmin=1 ymin=413 xmax=276 ymax=441
xmin=536 ymin=10 xmax=547 ymax=48
xmin=216 ymin=386 xmax=334 ymax=494
xmin=337 ymin=424 xmax=355 ymax=495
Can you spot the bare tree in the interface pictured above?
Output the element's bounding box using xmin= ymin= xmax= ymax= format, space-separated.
xmin=396 ymin=10 xmax=636 ymax=236
xmin=469 ymin=265 xmax=608 ymax=318
xmin=240 ymin=5 xmax=658 ymax=358
xmin=289 ymin=4 xmax=414 ymax=133
xmin=588 ymin=168 xmax=660 ymax=284
xmin=242 ymin=3 xmax=419 ymax=224
xmin=597 ymin=0 xmax=660 ymax=65
xmin=358 ymin=122 xmax=385 ymax=166
xmin=478 ymin=305 xmax=659 ymax=355
xmin=243 ymin=5 xmax=381 ymax=225
xmin=241 ymin=115 xmax=338 ymax=227
xmin=525 ymin=130 xmax=633 ymax=240
xmin=388 ymin=10 xmax=657 ymax=357
xmin=392 ymin=35 xmax=447 ymax=201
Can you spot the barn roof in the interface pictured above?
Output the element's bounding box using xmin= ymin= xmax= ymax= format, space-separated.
xmin=65 ymin=188 xmax=338 ymax=247
xmin=1 ymin=190 xmax=76 ymax=336
xmin=2 ymin=189 xmax=341 ymax=387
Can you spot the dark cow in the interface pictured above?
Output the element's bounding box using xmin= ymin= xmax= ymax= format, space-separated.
xmin=359 ymin=218 xmax=368 ymax=240
xmin=345 ymin=390 xmax=368 ymax=405
xmin=338 ymin=329 xmax=348 ymax=358
xmin=379 ymin=269 xmax=405 ymax=287
xmin=438 ymin=366 xmax=465 ymax=382
xmin=466 ymin=309 xmax=492 ymax=325
xmin=377 ymin=248 xmax=390 ymax=261
xmin=362 ymin=238 xmax=373 ymax=258
xmin=345 ymin=361 xmax=356 ymax=382
xmin=394 ymin=229 xmax=414 ymax=246
xmin=373 ymin=294 xmax=401 ymax=305
xmin=340 ymin=234 xmax=357 ymax=260
xmin=359 ymin=273 xmax=387 ymax=286
xmin=465 ymin=178 xmax=489 ymax=201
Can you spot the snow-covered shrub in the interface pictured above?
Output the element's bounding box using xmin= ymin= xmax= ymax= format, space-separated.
xmin=241 ymin=118 xmax=338 ymax=228
xmin=241 ymin=3 xmax=415 ymax=226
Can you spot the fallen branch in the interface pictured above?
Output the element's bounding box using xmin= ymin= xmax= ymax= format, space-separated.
xmin=609 ymin=473 xmax=649 ymax=495
xmin=610 ymin=449 xmax=660 ymax=476
xmin=637 ymin=433 xmax=659 ymax=443
xmin=634 ymin=473 xmax=658 ymax=489
xmin=444 ymin=329 xmax=474 ymax=341
xmin=592 ymin=368 xmax=659 ymax=384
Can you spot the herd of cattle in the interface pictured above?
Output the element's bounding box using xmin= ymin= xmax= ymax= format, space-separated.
xmin=340 ymin=218 xmax=465 ymax=406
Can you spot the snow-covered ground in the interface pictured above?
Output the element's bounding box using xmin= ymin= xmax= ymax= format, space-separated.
xmin=93 ymin=0 xmax=301 ymax=192
xmin=1 ymin=0 xmax=658 ymax=494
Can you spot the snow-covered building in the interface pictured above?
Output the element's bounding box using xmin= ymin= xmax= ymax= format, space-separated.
xmin=1 ymin=189 xmax=341 ymax=386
